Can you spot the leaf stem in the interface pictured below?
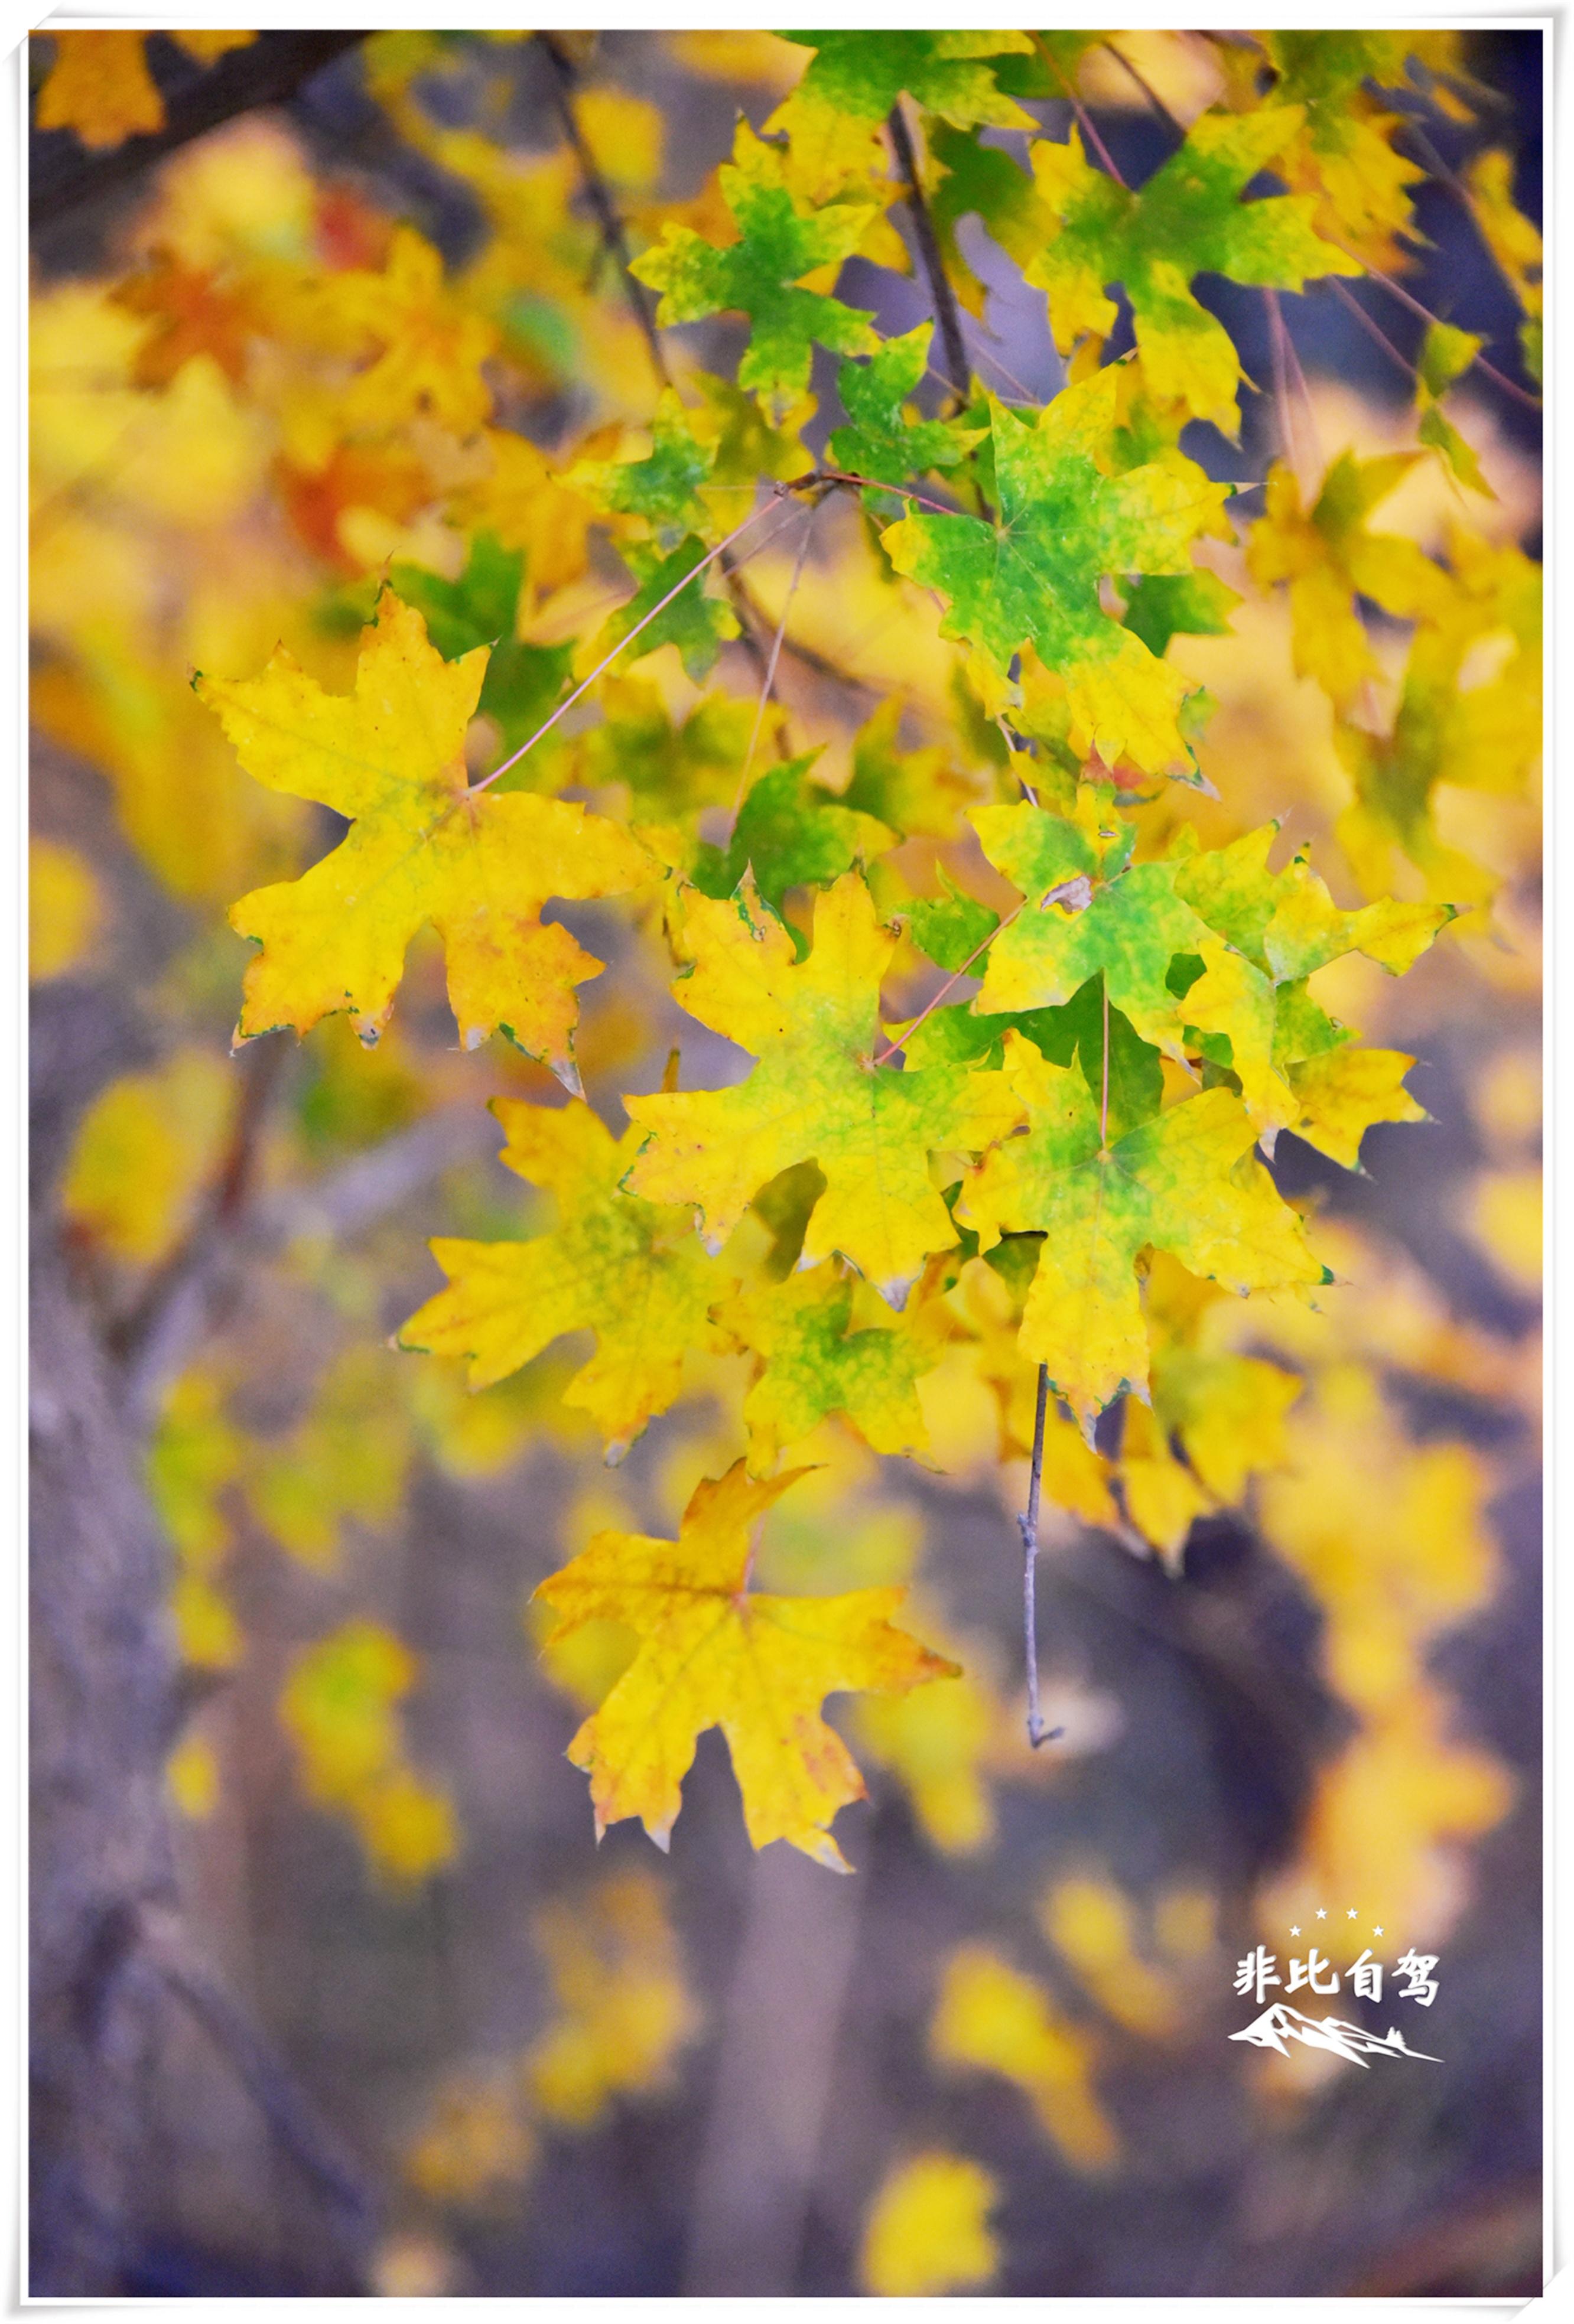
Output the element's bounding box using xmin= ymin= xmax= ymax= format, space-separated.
xmin=869 ymin=903 xmax=1023 ymax=1067
xmin=730 ymin=504 xmax=818 ymax=824
xmin=1325 ymin=275 xmax=1423 ymax=383
xmin=886 ymin=97 xmax=971 ymax=405
xmin=1017 ymin=1363 xmax=1062 ymax=1747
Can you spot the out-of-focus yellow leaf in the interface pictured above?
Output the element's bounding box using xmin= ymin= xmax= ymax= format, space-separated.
xmin=61 ymin=1047 xmax=232 ymax=1267
xmin=167 ymin=1731 xmax=220 ymax=1820
xmin=404 ymin=2070 xmax=537 ymax=2208
xmin=279 ymin=1620 xmax=457 ymax=1883
xmin=931 ymin=1944 xmax=1118 ymax=2170
xmin=29 ymin=837 xmax=102 ymax=981
xmin=859 ymin=2150 xmax=1000 ymax=2296
xmin=1040 ymin=1874 xmax=1179 ymax=2039
xmin=1468 ymin=1166 xmax=1541 ymax=1293
xmin=524 ymin=1870 xmax=700 ymax=2127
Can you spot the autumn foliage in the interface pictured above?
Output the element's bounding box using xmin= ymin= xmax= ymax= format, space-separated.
xmin=31 ymin=24 xmax=1540 ymax=2299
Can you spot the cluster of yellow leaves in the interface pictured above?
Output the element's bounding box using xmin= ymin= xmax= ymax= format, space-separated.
xmin=402 ymin=1870 xmax=699 ymax=2210
xmin=279 ymin=1620 xmax=456 ymax=1884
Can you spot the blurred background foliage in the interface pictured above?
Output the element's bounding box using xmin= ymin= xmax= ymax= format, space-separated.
xmin=30 ymin=24 xmax=1539 ymax=2299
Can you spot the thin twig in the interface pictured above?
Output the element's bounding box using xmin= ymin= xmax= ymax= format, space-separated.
xmin=886 ymin=97 xmax=971 ymax=403
xmin=1326 ymin=275 xmax=1422 ymax=383
xmin=1100 ymin=38 xmax=1184 ymax=138
xmin=469 ymin=494 xmax=805 ymax=795
xmin=1263 ymin=288 xmax=1306 ymax=487
xmin=1034 ymin=32 xmax=1129 ymax=188
xmin=731 ymin=506 xmax=818 ymax=822
xmin=138 ymin=1906 xmax=379 ymax=2237
xmin=869 ymin=903 xmax=1023 ymax=1067
xmin=1017 ymin=1366 xmax=1062 ymax=1746
xmin=1330 ymin=238 xmax=1540 ymax=411
xmin=538 ymin=32 xmax=671 ymax=390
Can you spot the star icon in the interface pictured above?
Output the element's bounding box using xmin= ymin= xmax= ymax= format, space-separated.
xmin=1290 ymin=1924 xmax=1300 ymax=1936
xmin=1347 ymin=1908 xmax=1358 ymax=1919
xmin=1315 ymin=1907 xmax=1327 ymax=1920
xmin=1374 ymin=1925 xmax=1384 ymax=1936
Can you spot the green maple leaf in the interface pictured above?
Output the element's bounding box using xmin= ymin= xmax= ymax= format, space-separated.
xmin=389 ymin=532 xmax=572 ymax=763
xmin=718 ymin=1259 xmax=941 ymax=1469
xmin=692 ymin=754 xmax=895 ymax=928
xmin=779 ymin=30 xmax=1035 ymax=128
xmin=569 ymin=389 xmax=718 ymax=542
xmin=879 ymin=375 xmax=1229 ymax=773
xmin=1165 ymin=821 xmax=1453 ymax=1139
xmin=398 ymin=1097 xmax=734 ymax=1461
xmin=959 ymin=1033 xmax=1325 ymax=1426
xmin=630 ymin=124 xmax=879 ymax=411
xmin=828 ymin=326 xmax=981 ymax=487
xmin=590 ymin=535 xmax=740 ymax=684
xmin=968 ymin=798 xmax=1213 ymax=1051
xmin=1026 ymin=110 xmax=1361 ymax=433
xmin=1121 ymin=569 xmax=1240 ymax=659
xmin=625 ymin=871 xmax=1023 ymax=1305
xmin=906 ymin=972 xmax=1164 ymax=1144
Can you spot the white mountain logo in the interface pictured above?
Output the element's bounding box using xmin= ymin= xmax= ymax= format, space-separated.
xmin=1230 ymin=2002 xmax=1442 ymax=2067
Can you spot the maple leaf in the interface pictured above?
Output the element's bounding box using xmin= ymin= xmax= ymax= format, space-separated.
xmin=35 ymin=29 xmax=255 ymax=151
xmin=828 ymin=326 xmax=983 ymax=489
xmin=1246 ymin=453 xmax=1449 ymax=708
xmin=880 ymin=377 xmax=1229 ymax=773
xmin=324 ymin=225 xmax=498 ymax=434
xmin=625 ymin=871 xmax=1023 ymax=1306
xmin=533 ymin=1462 xmax=958 ymax=1869
xmin=1254 ymin=34 xmax=1428 ymax=268
xmin=398 ymin=1097 xmax=734 ymax=1460
xmin=691 ymin=753 xmax=895 ymax=926
xmin=1335 ymin=533 xmax=1541 ymax=904
xmin=567 ymin=389 xmax=719 ymax=542
xmin=1166 ymin=821 xmax=1452 ymax=1132
xmin=1285 ymin=1046 xmax=1427 ymax=1169
xmin=780 ymin=30 xmax=1035 ymax=129
xmin=587 ymin=535 xmax=740 ymax=684
xmin=1025 ymin=113 xmax=1360 ymax=434
xmin=1465 ymin=149 xmax=1542 ymax=382
xmin=197 ymin=590 xmax=653 ymax=1083
xmin=967 ymin=798 xmax=1212 ymax=1054
xmin=717 ymin=1259 xmax=942 ymax=1470
xmin=630 ymin=123 xmax=879 ymax=412
xmin=389 ymin=532 xmax=573 ymax=759
xmin=959 ymin=1033 xmax=1325 ymax=1426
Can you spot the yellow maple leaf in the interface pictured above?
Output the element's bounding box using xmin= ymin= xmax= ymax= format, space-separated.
xmin=626 ymin=872 xmax=1023 ymax=1306
xmin=197 ymin=591 xmax=653 ymax=1082
xmin=859 ymin=2151 xmax=1001 ymax=2297
xmin=533 ymin=1462 xmax=958 ymax=1869
xmin=33 ymin=29 xmax=254 ymax=153
xmin=400 ymin=1095 xmax=734 ymax=1459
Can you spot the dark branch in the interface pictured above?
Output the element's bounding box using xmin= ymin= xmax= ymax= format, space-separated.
xmin=30 ymin=32 xmax=370 ymax=229
xmin=538 ymin=31 xmax=672 ymax=390
xmin=886 ymin=99 xmax=971 ymax=405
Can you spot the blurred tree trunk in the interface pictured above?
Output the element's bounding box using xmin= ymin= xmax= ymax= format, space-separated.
xmin=29 ymin=981 xmax=176 ymax=2291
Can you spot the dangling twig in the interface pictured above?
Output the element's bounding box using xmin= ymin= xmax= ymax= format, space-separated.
xmin=1017 ymin=1365 xmax=1062 ymax=1747
xmin=869 ymin=903 xmax=1023 ymax=1067
xmin=1034 ymin=32 xmax=1130 ymax=188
